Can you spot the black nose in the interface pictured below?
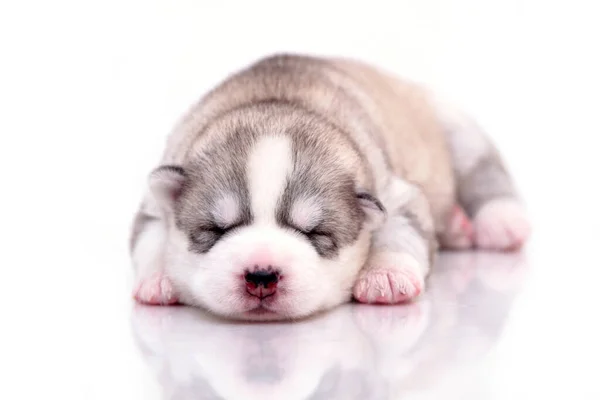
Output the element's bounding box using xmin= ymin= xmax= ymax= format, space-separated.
xmin=245 ymin=269 xmax=279 ymax=287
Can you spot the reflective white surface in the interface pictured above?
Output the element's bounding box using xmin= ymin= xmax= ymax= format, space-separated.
xmin=131 ymin=252 xmax=529 ymax=400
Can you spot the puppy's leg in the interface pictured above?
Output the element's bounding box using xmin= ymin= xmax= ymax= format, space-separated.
xmin=130 ymin=198 xmax=179 ymax=305
xmin=435 ymin=99 xmax=531 ymax=251
xmin=354 ymin=179 xmax=436 ymax=304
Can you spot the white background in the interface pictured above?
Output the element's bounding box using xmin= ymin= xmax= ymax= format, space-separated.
xmin=1 ymin=1 xmax=599 ymax=399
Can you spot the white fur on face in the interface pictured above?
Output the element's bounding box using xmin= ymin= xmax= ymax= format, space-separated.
xmin=289 ymin=196 xmax=323 ymax=232
xmin=247 ymin=135 xmax=293 ymax=223
xmin=211 ymin=194 xmax=240 ymax=227
xmin=167 ymin=225 xmax=371 ymax=320
xmin=161 ymin=135 xmax=372 ymax=320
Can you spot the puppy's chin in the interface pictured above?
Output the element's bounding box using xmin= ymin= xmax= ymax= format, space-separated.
xmin=203 ymin=292 xmax=340 ymax=322
xmin=240 ymin=307 xmax=285 ymax=321
xmin=202 ymin=290 xmax=319 ymax=322
xmin=233 ymin=306 xmax=312 ymax=322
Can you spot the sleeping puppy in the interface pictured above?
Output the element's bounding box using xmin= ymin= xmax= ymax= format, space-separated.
xmin=129 ymin=54 xmax=530 ymax=320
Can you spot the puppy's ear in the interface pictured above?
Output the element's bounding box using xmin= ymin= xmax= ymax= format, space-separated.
xmin=149 ymin=165 xmax=187 ymax=209
xmin=357 ymin=192 xmax=386 ymax=231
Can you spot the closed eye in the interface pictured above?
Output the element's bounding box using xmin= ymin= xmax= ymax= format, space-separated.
xmin=286 ymin=224 xmax=337 ymax=257
xmin=208 ymin=221 xmax=242 ymax=235
xmin=285 ymin=219 xmax=321 ymax=235
xmin=189 ymin=222 xmax=243 ymax=253
xmin=287 ymin=224 xmax=318 ymax=237
xmin=208 ymin=225 xmax=227 ymax=236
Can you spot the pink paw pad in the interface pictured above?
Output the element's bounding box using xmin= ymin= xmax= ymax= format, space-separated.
xmin=440 ymin=205 xmax=475 ymax=250
xmin=474 ymin=199 xmax=531 ymax=251
xmin=133 ymin=273 xmax=179 ymax=305
xmin=353 ymin=261 xmax=424 ymax=304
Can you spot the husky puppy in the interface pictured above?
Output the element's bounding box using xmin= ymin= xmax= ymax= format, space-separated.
xmin=130 ymin=54 xmax=530 ymax=320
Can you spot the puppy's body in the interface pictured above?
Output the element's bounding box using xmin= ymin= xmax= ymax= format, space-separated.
xmin=131 ymin=54 xmax=529 ymax=320
xmin=164 ymin=56 xmax=454 ymax=226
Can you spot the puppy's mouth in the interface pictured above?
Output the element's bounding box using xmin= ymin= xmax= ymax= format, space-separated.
xmin=243 ymin=304 xmax=281 ymax=320
xmin=246 ymin=304 xmax=273 ymax=314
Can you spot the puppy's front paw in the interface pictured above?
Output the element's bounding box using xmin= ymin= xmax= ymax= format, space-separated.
xmin=353 ymin=254 xmax=425 ymax=304
xmin=133 ymin=272 xmax=179 ymax=305
xmin=474 ymin=199 xmax=531 ymax=251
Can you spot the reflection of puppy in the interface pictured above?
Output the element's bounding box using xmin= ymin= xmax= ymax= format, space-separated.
xmin=475 ymin=252 xmax=529 ymax=292
xmin=385 ymin=253 xmax=529 ymax=397
xmin=131 ymin=305 xmax=374 ymax=400
xmin=130 ymin=54 xmax=530 ymax=320
xmin=352 ymin=300 xmax=432 ymax=394
xmin=131 ymin=301 xmax=431 ymax=400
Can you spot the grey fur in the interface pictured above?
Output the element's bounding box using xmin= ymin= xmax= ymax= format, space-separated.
xmin=404 ymin=209 xmax=438 ymax=264
xmin=174 ymin=100 xmax=369 ymax=257
xmin=440 ymin=115 xmax=520 ymax=217
xmin=457 ymin=152 xmax=518 ymax=216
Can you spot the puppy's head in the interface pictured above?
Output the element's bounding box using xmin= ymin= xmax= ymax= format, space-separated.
xmin=150 ymin=110 xmax=385 ymax=320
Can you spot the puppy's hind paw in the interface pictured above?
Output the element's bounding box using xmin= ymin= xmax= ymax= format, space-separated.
xmin=474 ymin=199 xmax=531 ymax=251
xmin=439 ymin=204 xmax=475 ymax=250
